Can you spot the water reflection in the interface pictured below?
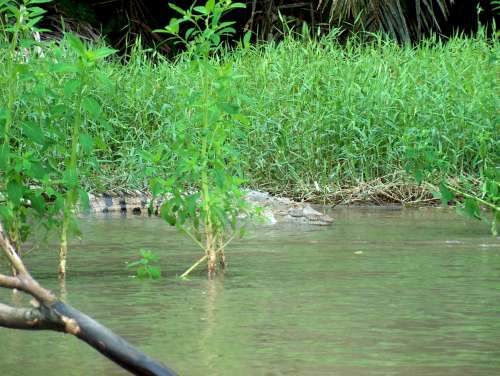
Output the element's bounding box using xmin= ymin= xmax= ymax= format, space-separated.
xmin=200 ymin=275 xmax=224 ymax=375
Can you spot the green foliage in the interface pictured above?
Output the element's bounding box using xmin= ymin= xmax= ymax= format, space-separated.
xmin=434 ymin=170 xmax=500 ymax=236
xmin=155 ymin=0 xmax=247 ymax=58
xmin=2 ymin=25 xmax=496 ymax=202
xmin=126 ymin=249 xmax=162 ymax=279
xmin=0 ymin=0 xmax=116 ymax=272
xmin=1 ymin=0 xmax=498 ymax=249
xmin=0 ymin=0 xmax=56 ymax=250
xmin=148 ymin=0 xmax=251 ymax=275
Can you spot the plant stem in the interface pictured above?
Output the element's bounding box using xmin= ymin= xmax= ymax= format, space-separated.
xmin=199 ymin=64 xmax=219 ymax=274
xmin=446 ymin=183 xmax=500 ymax=212
xmin=59 ymin=66 xmax=85 ymax=279
xmin=2 ymin=18 xmax=21 ymax=267
xmin=179 ymin=254 xmax=208 ymax=278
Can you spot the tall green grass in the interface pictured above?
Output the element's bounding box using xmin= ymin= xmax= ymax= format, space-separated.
xmin=1 ymin=32 xmax=498 ymax=203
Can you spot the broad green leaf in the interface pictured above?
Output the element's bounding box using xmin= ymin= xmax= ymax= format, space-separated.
xmin=26 ymin=16 xmax=44 ymax=29
xmin=7 ymin=180 xmax=23 ymax=206
xmin=78 ymin=189 xmax=90 ymax=212
xmin=0 ymin=107 xmax=10 ymax=120
xmin=99 ymin=119 xmax=113 ymax=133
xmin=33 ymin=83 xmax=47 ymax=98
xmin=414 ymin=170 xmax=423 ymax=184
xmin=93 ymin=135 xmax=107 ymax=150
xmin=215 ymin=21 xmax=235 ymax=30
xmin=30 ymin=193 xmax=46 ymax=214
xmin=64 ymin=79 xmax=81 ymax=96
xmin=54 ymin=194 xmax=64 ymax=212
xmin=463 ymin=198 xmax=481 ymax=220
xmin=217 ymin=27 xmax=236 ymax=35
xmin=126 ymin=260 xmax=142 ymax=268
xmin=160 ymin=202 xmax=176 ymax=226
xmin=148 ymin=266 xmax=161 ymax=279
xmin=211 ymin=33 xmax=220 ymax=45
xmin=439 ymin=183 xmax=455 ymax=204
xmin=52 ymin=104 xmax=67 ymax=115
xmin=239 ymin=226 xmax=246 ymax=238
xmin=52 ymin=63 xmax=79 ymax=74
xmin=90 ymin=47 xmax=117 ymax=61
xmin=136 ymin=267 xmax=147 ymax=278
xmin=82 ymin=97 xmax=101 ymax=119
xmin=233 ymin=113 xmax=250 ymax=126
xmin=218 ymin=102 xmax=239 ymax=115
xmin=228 ymin=2 xmax=246 ymax=9
xmin=27 ymin=5 xmax=47 ymax=15
xmin=205 ymin=0 xmax=215 ymax=12
xmin=193 ymin=6 xmax=208 ymax=14
xmin=68 ymin=216 xmax=82 ymax=237
xmin=26 ymin=161 xmax=47 ymax=179
xmin=243 ymin=30 xmax=251 ymax=49
xmin=150 ymin=179 xmax=164 ymax=197
xmin=79 ymin=132 xmax=93 ymax=154
xmin=168 ymin=18 xmax=184 ymax=34
xmin=0 ymin=205 xmax=13 ymax=225
xmin=485 ymin=180 xmax=499 ymax=198
xmin=66 ymin=33 xmax=86 ymax=57
xmin=169 ymin=3 xmax=187 ymax=15
xmin=22 ymin=121 xmax=45 ymax=145
xmin=185 ymin=27 xmax=196 ymax=39
xmin=14 ymin=63 xmax=29 ymax=74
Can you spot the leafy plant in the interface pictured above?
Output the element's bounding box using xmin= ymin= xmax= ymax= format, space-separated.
xmin=0 ymin=0 xmax=116 ymax=278
xmin=53 ymin=33 xmax=116 ymax=278
xmin=406 ymin=126 xmax=500 ymax=235
xmin=436 ymin=170 xmax=500 ymax=236
xmin=157 ymin=0 xmax=246 ymax=57
xmin=0 ymin=0 xmax=55 ymax=263
xmin=126 ymin=249 xmax=161 ymax=279
xmin=149 ymin=0 xmax=252 ymax=277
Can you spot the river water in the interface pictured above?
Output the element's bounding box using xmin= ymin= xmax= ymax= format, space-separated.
xmin=0 ymin=208 xmax=499 ymax=375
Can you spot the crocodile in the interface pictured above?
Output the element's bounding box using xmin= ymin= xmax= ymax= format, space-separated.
xmin=85 ymin=190 xmax=333 ymax=226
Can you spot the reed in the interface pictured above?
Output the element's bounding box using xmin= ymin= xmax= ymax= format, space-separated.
xmin=1 ymin=30 xmax=497 ymax=204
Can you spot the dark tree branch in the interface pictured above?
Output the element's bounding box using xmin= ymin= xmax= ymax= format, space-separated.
xmin=0 ymin=302 xmax=64 ymax=331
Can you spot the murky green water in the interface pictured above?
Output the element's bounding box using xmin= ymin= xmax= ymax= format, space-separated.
xmin=1 ymin=208 xmax=499 ymax=375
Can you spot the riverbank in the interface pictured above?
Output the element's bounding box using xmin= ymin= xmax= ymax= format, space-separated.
xmin=2 ymin=33 xmax=498 ymax=204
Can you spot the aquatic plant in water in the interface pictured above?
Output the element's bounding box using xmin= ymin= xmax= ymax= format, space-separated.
xmin=145 ymin=0 xmax=252 ymax=277
xmin=0 ymin=0 xmax=116 ymax=278
xmin=127 ymin=249 xmax=162 ymax=279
